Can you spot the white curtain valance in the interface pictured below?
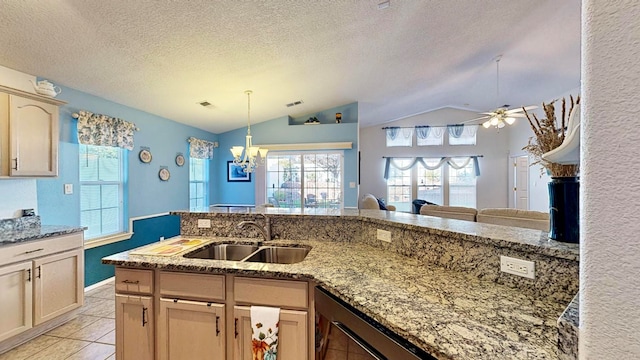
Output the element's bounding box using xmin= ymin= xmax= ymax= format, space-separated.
xmin=416 ymin=126 xmax=444 ymax=146
xmin=188 ymin=137 xmax=216 ymax=159
xmin=386 ymin=127 xmax=413 ymax=147
xmin=76 ymin=110 xmax=136 ymax=150
xmin=383 ymin=156 xmax=481 ymax=179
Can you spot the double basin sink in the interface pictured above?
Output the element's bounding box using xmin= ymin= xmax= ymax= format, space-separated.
xmin=184 ymin=243 xmax=310 ymax=264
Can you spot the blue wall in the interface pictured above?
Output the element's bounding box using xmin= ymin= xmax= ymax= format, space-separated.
xmin=215 ymin=103 xmax=359 ymax=207
xmin=35 ymin=84 xmax=218 ymax=286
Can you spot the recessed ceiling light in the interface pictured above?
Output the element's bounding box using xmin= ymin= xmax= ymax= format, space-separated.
xmin=378 ymin=1 xmax=390 ymax=10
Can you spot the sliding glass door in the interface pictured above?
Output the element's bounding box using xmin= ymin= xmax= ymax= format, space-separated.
xmin=265 ymin=152 xmax=343 ymax=209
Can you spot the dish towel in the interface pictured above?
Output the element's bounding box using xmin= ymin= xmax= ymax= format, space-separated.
xmin=251 ymin=306 xmax=280 ymax=360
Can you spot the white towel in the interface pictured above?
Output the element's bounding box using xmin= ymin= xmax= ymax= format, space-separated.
xmin=250 ymin=306 xmax=280 ymax=360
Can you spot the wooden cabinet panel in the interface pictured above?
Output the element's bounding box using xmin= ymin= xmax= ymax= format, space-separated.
xmin=234 ymin=277 xmax=308 ymax=309
xmin=115 ymin=268 xmax=153 ymax=295
xmin=233 ymin=306 xmax=308 ymax=360
xmin=158 ymin=298 xmax=225 ymax=360
xmin=0 ymin=262 xmax=32 ymax=342
xmin=8 ymin=94 xmax=58 ymax=176
xmin=0 ymin=232 xmax=83 ymax=266
xmin=32 ymin=249 xmax=84 ymax=325
xmin=115 ymin=294 xmax=154 ymax=360
xmin=159 ymin=271 xmax=225 ymax=301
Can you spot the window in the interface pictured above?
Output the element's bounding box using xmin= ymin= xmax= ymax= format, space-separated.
xmin=385 ymin=128 xmax=414 ymax=147
xmin=448 ymin=158 xmax=476 ymax=207
xmin=265 ymin=152 xmax=343 ymax=209
xmin=386 ymin=157 xmax=477 ymax=211
xmin=189 ymin=157 xmax=209 ymax=210
xmin=386 ymin=159 xmax=412 ymax=212
xmin=79 ymin=144 xmax=124 ymax=240
xmin=448 ymin=125 xmax=478 ymax=145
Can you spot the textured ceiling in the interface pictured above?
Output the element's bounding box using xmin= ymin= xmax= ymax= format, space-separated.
xmin=0 ymin=0 xmax=580 ymax=133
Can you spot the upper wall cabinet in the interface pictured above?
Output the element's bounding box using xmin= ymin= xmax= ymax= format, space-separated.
xmin=0 ymin=85 xmax=66 ymax=177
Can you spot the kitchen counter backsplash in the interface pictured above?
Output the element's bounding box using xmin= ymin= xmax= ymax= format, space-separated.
xmin=0 ymin=215 xmax=41 ymax=232
xmin=173 ymin=209 xmax=579 ymax=303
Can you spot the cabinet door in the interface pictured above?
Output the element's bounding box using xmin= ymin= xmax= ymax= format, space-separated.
xmin=234 ymin=306 xmax=308 ymax=360
xmin=115 ymin=294 xmax=154 ymax=360
xmin=32 ymin=248 xmax=84 ymax=325
xmin=158 ymin=298 xmax=225 ymax=360
xmin=9 ymin=94 xmax=59 ymax=176
xmin=0 ymin=261 xmax=33 ymax=342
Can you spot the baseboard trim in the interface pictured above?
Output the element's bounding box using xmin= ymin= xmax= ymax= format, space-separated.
xmin=84 ymin=276 xmax=114 ymax=292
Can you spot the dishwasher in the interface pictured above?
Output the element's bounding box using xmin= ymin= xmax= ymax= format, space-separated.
xmin=315 ymin=287 xmax=436 ymax=360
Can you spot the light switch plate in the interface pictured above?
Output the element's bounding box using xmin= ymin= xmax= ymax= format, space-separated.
xmin=64 ymin=183 xmax=73 ymax=195
xmin=349 ymin=182 xmax=356 ymax=188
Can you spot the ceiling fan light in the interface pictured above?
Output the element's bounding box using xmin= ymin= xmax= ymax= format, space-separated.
xmin=505 ymin=117 xmax=516 ymax=125
xmin=490 ymin=117 xmax=499 ymax=126
xmin=497 ymin=121 xmax=506 ymax=129
xmin=482 ymin=121 xmax=491 ymax=128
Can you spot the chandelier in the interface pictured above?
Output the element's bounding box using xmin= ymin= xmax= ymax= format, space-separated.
xmin=230 ymin=90 xmax=268 ymax=173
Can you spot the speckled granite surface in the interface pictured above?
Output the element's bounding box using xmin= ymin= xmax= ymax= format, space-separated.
xmin=0 ymin=223 xmax=85 ymax=246
xmin=103 ymin=237 xmax=567 ymax=359
xmin=174 ymin=209 xmax=579 ymax=303
xmin=558 ymin=294 xmax=579 ymax=360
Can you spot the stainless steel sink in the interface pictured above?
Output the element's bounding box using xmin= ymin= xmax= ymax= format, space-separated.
xmin=244 ymin=246 xmax=310 ymax=264
xmin=184 ymin=244 xmax=258 ymax=261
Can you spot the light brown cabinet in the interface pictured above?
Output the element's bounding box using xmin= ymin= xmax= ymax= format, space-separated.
xmin=158 ymin=298 xmax=226 ymax=360
xmin=0 ymin=86 xmax=65 ymax=177
xmin=113 ymin=268 xmax=313 ymax=360
xmin=0 ymin=232 xmax=84 ymax=353
xmin=0 ymin=261 xmax=33 ymax=342
xmin=233 ymin=306 xmax=308 ymax=360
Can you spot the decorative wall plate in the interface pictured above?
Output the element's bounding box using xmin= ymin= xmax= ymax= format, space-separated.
xmin=159 ymin=168 xmax=170 ymax=181
xmin=139 ymin=149 xmax=152 ymax=163
xmin=175 ymin=154 xmax=185 ymax=167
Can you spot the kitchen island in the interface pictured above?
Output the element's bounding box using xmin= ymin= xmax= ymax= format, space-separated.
xmin=103 ymin=208 xmax=579 ymax=359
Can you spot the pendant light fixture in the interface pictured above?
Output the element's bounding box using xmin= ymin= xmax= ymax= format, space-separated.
xmin=230 ymin=90 xmax=268 ymax=173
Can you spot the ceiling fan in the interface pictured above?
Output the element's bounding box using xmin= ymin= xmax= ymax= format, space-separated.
xmin=465 ymin=55 xmax=536 ymax=129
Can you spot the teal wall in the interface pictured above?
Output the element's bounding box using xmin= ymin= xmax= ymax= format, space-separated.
xmin=85 ymin=214 xmax=180 ymax=285
xmin=214 ymin=103 xmax=359 ymax=207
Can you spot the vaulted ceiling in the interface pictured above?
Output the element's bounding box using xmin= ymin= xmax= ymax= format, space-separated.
xmin=0 ymin=0 xmax=580 ymax=133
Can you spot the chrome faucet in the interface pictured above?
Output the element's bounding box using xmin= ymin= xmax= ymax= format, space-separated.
xmin=237 ymin=214 xmax=271 ymax=245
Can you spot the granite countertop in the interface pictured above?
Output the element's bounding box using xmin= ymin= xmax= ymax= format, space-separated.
xmin=0 ymin=225 xmax=86 ymax=246
xmin=103 ymin=237 xmax=567 ymax=359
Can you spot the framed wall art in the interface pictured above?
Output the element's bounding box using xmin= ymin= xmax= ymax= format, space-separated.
xmin=227 ymin=161 xmax=251 ymax=182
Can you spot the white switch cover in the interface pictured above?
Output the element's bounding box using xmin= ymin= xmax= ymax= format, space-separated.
xmin=349 ymin=182 xmax=356 ymax=188
xmin=197 ymin=219 xmax=211 ymax=228
xmin=500 ymin=255 xmax=535 ymax=279
xmin=377 ymin=229 xmax=391 ymax=243
xmin=64 ymin=184 xmax=73 ymax=195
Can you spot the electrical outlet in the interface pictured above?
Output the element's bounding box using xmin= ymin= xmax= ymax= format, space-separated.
xmin=500 ymin=256 xmax=535 ymax=279
xmin=197 ymin=219 xmax=211 ymax=228
xmin=377 ymin=229 xmax=391 ymax=243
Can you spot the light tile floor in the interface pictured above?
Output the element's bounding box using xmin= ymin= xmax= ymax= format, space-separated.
xmin=0 ymin=281 xmax=116 ymax=360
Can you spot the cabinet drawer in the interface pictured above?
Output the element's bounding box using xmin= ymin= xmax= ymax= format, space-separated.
xmin=159 ymin=272 xmax=225 ymax=301
xmin=234 ymin=277 xmax=308 ymax=309
xmin=0 ymin=232 xmax=83 ymax=266
xmin=115 ymin=268 xmax=153 ymax=295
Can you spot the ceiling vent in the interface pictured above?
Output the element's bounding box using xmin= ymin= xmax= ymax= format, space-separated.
xmin=198 ymin=100 xmax=215 ymax=109
xmin=285 ymin=100 xmax=304 ymax=108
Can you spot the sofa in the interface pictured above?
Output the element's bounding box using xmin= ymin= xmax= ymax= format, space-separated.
xmin=419 ymin=204 xmax=549 ymax=231
xmin=360 ymin=193 xmax=396 ymax=211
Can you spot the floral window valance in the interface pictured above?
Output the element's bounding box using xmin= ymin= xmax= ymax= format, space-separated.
xmin=383 ymin=156 xmax=481 ymax=179
xmin=188 ymin=137 xmax=216 ymax=159
xmin=76 ymin=110 xmax=136 ymax=150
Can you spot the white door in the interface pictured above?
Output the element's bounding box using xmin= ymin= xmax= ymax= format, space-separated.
xmin=514 ymin=156 xmax=529 ymax=209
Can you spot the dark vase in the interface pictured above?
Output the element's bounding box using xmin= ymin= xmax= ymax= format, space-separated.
xmin=548 ymin=177 xmax=579 ymax=243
